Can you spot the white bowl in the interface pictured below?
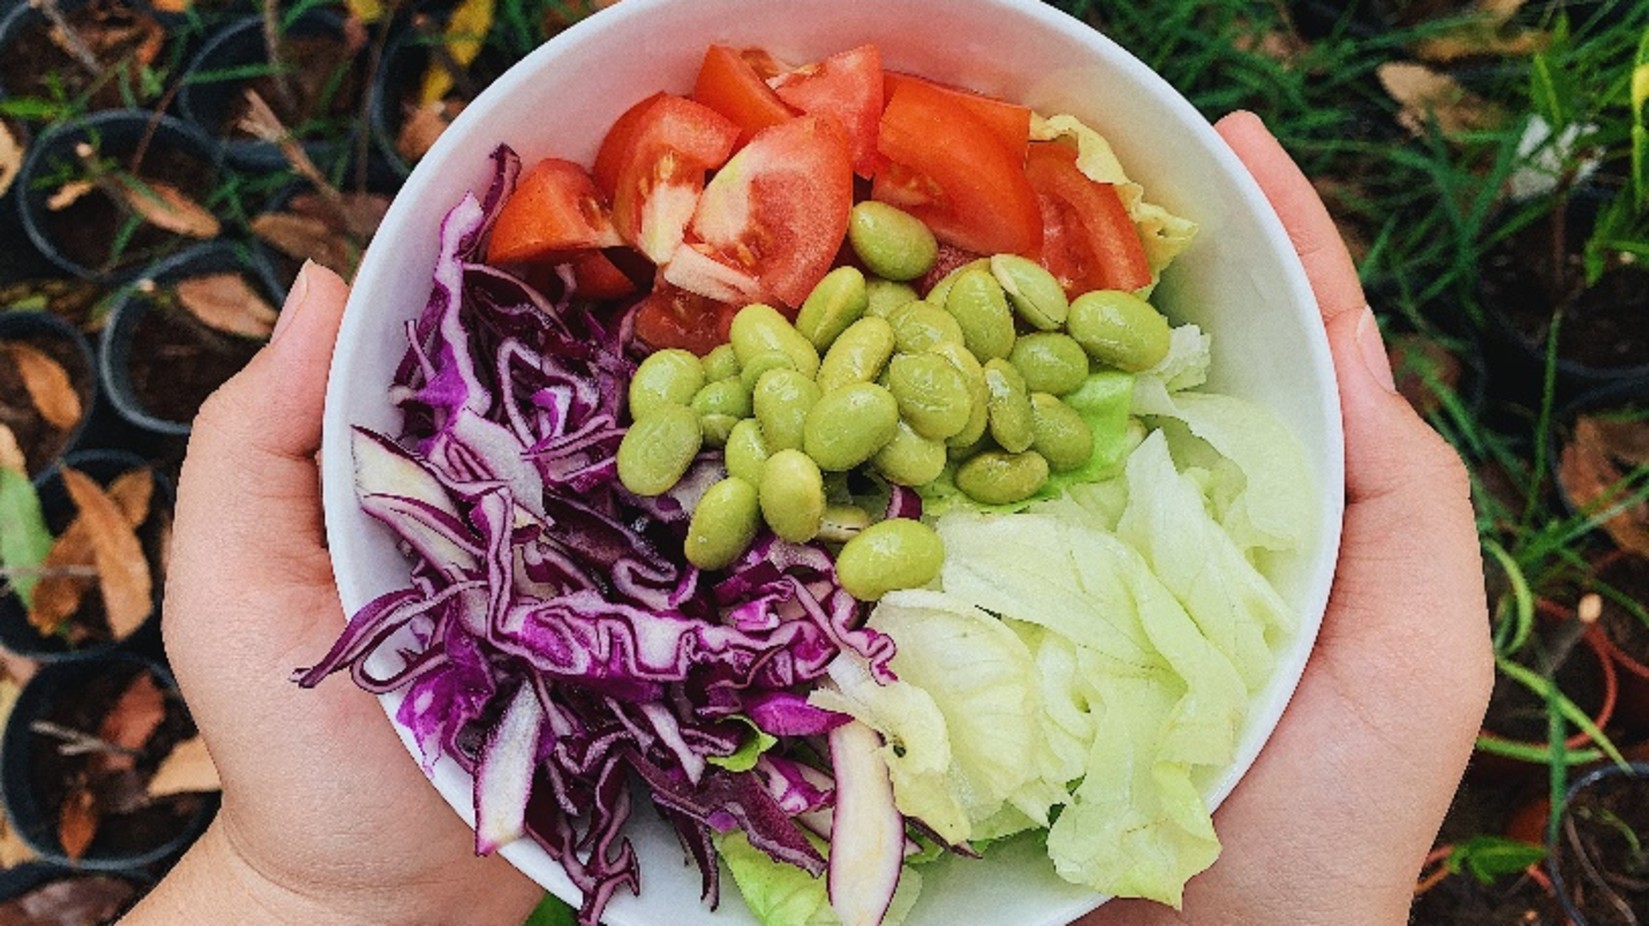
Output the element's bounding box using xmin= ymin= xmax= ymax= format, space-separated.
xmin=321 ymin=0 xmax=1346 ymax=922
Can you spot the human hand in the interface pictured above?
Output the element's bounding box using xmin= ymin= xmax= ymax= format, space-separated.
xmin=122 ymin=262 xmax=545 ymax=926
xmin=1078 ymin=113 xmax=1493 ymax=925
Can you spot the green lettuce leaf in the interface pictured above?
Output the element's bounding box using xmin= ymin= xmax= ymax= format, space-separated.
xmin=716 ymin=831 xmax=923 ymax=926
xmin=707 ymin=716 xmax=778 ymax=772
xmin=0 ymin=465 xmax=51 ymax=609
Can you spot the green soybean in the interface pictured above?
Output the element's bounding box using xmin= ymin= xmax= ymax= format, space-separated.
xmin=848 ymin=202 xmax=938 ymax=282
xmin=816 ymin=316 xmax=896 ymax=393
xmin=1029 ymin=393 xmax=1094 ymax=472
xmin=684 ymin=477 xmax=760 ymax=570
xmin=1010 ymin=333 xmax=1089 ymax=396
xmin=888 ymin=302 xmax=965 ymax=354
xmin=865 ymin=279 xmax=921 ymax=318
xmin=954 ymin=450 xmax=1049 ymax=505
xmin=835 ymin=518 xmax=945 ymax=601
xmin=738 ymin=350 xmax=798 ymax=392
xmin=616 ymin=403 xmax=702 ymax=496
xmin=725 ymin=418 xmax=770 ymax=486
xmin=1066 ymin=290 xmax=1172 ymax=372
xmin=990 ymin=254 xmax=1069 ymax=330
xmin=699 ymin=414 xmax=740 ymax=447
xmin=818 ymin=503 xmax=872 ymax=543
xmin=759 ymin=450 xmax=826 ymax=542
xmin=925 ymin=258 xmax=989 ymax=308
xmin=871 ymin=420 xmax=947 ymax=486
xmin=692 ymin=377 xmax=752 ymax=420
xmin=795 ymin=266 xmax=869 ymax=351
xmin=703 ymin=343 xmax=740 ymax=382
xmin=730 ymin=303 xmax=820 ymax=379
xmin=928 ymin=342 xmax=990 ymax=448
xmin=982 ymin=359 xmax=1035 ymax=453
xmin=753 ymin=368 xmax=821 ymax=452
xmin=945 ymin=268 xmax=1016 ymax=361
xmin=886 ymin=353 xmax=972 ymax=440
xmin=803 ymin=383 xmax=900 ymax=471
xmin=629 ymin=349 xmax=705 ymax=421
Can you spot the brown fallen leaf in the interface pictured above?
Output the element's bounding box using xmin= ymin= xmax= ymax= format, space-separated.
xmin=0 ymin=422 xmax=24 ymax=472
xmin=99 ymin=672 xmax=166 ymax=761
xmin=397 ymin=100 xmax=459 ymax=163
xmin=251 ymin=212 xmax=356 ymax=278
xmin=1560 ymin=415 xmax=1649 ymax=558
xmin=147 ymin=736 xmax=220 ymax=797
xmin=28 ymin=470 xmax=153 ymax=638
xmin=57 ymin=781 xmax=98 ymax=862
xmin=1414 ymin=27 xmax=1545 ymax=63
xmin=0 ymin=874 xmax=137 ymax=923
xmin=1377 ymin=62 xmax=1506 ymax=138
xmin=113 ymin=175 xmax=221 ymax=239
xmin=289 ymin=190 xmax=392 ymax=240
xmin=1390 ymin=335 xmax=1464 ymax=419
xmin=46 ymin=180 xmax=94 ymax=212
xmin=1 ymin=342 xmax=84 ymax=430
xmin=148 ymin=0 xmax=192 ymax=12
xmin=0 ymin=119 xmax=20 ymax=200
xmin=0 ymin=669 xmax=34 ymax=867
xmin=175 ymin=273 xmax=278 ymax=340
xmin=57 ymin=468 xmax=151 ymax=639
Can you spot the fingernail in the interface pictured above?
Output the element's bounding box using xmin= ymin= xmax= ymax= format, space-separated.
xmin=1355 ymin=306 xmax=1397 ymax=394
xmin=270 ymin=261 xmax=315 ymax=345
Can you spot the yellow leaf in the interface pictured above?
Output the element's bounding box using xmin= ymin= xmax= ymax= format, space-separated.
xmin=345 ymin=0 xmax=385 ymax=24
xmin=420 ymin=0 xmax=496 ymax=104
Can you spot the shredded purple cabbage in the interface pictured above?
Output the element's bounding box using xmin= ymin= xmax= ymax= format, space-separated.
xmin=298 ymin=145 xmax=898 ymax=926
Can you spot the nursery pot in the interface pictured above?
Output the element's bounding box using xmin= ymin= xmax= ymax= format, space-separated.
xmin=367 ymin=17 xmax=515 ymax=178
xmin=1475 ymin=622 xmax=1619 ymax=777
xmin=1412 ymin=843 xmax=1571 ymax=926
xmin=0 ymin=112 xmax=50 ymax=286
xmin=247 ymin=156 xmax=402 ymax=290
xmin=0 ymin=652 xmax=217 ymax=872
xmin=0 ymin=860 xmax=147 ymax=920
xmin=0 ymin=310 xmax=98 ymax=478
xmin=1546 ymin=761 xmax=1649 ymax=925
xmin=1584 ymin=552 xmax=1649 ymax=739
xmin=0 ymin=450 xmax=172 ymax=663
xmin=15 ymin=110 xmax=222 ymax=283
xmin=0 ymin=0 xmax=168 ymax=116
xmin=98 ymin=240 xmax=283 ymax=437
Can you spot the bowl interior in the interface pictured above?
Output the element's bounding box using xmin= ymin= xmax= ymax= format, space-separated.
xmin=321 ymin=0 xmax=1345 ymax=922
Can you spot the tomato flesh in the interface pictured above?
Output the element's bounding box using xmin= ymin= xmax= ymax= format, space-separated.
xmin=633 ymin=285 xmax=735 ymax=355
xmin=1024 ymin=142 xmax=1151 ymax=294
xmin=882 ymin=72 xmax=1030 ymax=164
xmin=486 ymin=158 xmax=622 ymax=265
xmin=604 ymin=95 xmax=740 ymax=264
xmin=593 ymin=92 xmax=665 ymax=198
xmin=568 ymin=250 xmax=638 ymax=300
xmin=693 ymin=45 xmax=796 ymax=146
xmin=772 ymin=44 xmax=885 ymax=177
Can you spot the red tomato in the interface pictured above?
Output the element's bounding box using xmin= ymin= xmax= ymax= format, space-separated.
xmin=771 ymin=44 xmax=884 ymax=177
xmin=567 ymin=250 xmax=637 ymax=300
xmin=601 ymin=95 xmax=740 ymax=264
xmin=693 ymin=45 xmax=796 ymax=146
xmin=593 ymin=92 xmax=665 ymax=198
xmin=486 ymin=158 xmax=622 ymax=265
xmin=882 ymin=72 xmax=1030 ymax=164
xmin=682 ymin=114 xmax=854 ymax=309
xmin=872 ymin=79 xmax=1041 ymax=256
xmin=633 ymin=285 xmax=735 ymax=355
xmin=916 ymin=243 xmax=985 ymax=297
xmin=1024 ymin=142 xmax=1151 ymax=295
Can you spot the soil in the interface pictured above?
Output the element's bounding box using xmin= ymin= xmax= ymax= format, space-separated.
xmin=1409 ymin=870 xmax=1567 ymax=925
xmin=1596 ymin=556 xmax=1649 ymax=671
xmin=125 ymin=288 xmax=262 ymax=424
xmin=30 ymin=664 xmax=205 ymax=860
xmin=224 ymin=34 xmax=364 ymax=142
xmin=0 ymin=329 xmax=92 ymax=474
xmin=41 ymin=145 xmax=214 ymax=277
xmin=1552 ymin=772 xmax=1649 ymax=925
xmin=0 ymin=1 xmax=164 ymax=113
xmin=1482 ymin=627 xmax=1608 ymax=744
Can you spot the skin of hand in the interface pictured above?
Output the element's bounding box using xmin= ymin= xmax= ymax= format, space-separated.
xmin=1078 ymin=112 xmax=1493 ymax=925
xmin=121 ymin=262 xmax=546 ymax=926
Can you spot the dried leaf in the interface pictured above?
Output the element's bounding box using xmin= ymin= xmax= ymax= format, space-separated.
xmin=1560 ymin=416 xmax=1649 ymax=558
xmin=0 ymin=667 xmax=32 ymax=866
xmin=397 ymin=100 xmax=457 ymax=163
xmin=251 ymin=212 xmax=356 ymax=278
xmin=1 ymin=342 xmax=84 ymax=430
xmin=1377 ymin=62 xmax=1506 ymax=138
xmin=174 ymin=273 xmax=278 ymax=340
xmin=344 ymin=0 xmax=386 ymax=23
xmin=420 ymin=0 xmax=495 ymax=104
xmin=288 ymin=190 xmax=391 ymax=239
xmin=58 ymin=468 xmax=151 ymax=639
xmin=147 ymin=736 xmax=220 ymax=797
xmin=57 ymin=784 xmax=97 ymax=861
xmin=0 ymin=874 xmax=136 ymax=922
xmin=99 ymin=672 xmax=166 ymax=757
xmin=0 ymin=119 xmax=21 ymax=200
xmin=46 ymin=180 xmax=94 ymax=212
xmin=1414 ymin=28 xmax=1545 ymax=63
xmin=114 ymin=176 xmax=221 ymax=239
xmin=0 ymin=422 xmax=24 ymax=473
xmin=148 ymin=0 xmax=192 ymax=10
xmin=28 ymin=469 xmax=152 ymax=638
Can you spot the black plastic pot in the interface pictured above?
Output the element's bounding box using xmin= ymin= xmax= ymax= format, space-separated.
xmin=367 ymin=18 xmax=515 ymax=178
xmin=0 ymin=309 xmax=98 ymax=477
xmin=0 ymin=0 xmax=173 ymax=115
xmin=176 ymin=9 xmax=367 ymax=173
xmin=15 ymin=109 xmax=222 ymax=283
xmin=0 ymin=652 xmax=217 ymax=872
xmin=0 ymin=450 xmax=172 ymax=663
xmin=0 ymin=111 xmax=51 ymax=287
xmin=1549 ymin=378 xmax=1649 ymax=521
xmin=248 ymin=157 xmax=402 ymax=289
xmin=98 ymin=240 xmax=282 ymax=437
xmin=0 ymin=860 xmax=147 ymax=919
xmin=1546 ymin=761 xmax=1649 ymax=925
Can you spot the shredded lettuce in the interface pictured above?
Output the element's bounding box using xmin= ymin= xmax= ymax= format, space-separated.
xmin=716 ymin=831 xmax=923 ymax=926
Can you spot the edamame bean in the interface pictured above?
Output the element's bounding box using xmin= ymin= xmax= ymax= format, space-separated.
xmin=803 ymin=383 xmax=900 ymax=471
xmin=616 ymin=403 xmax=702 ymax=496
xmin=738 ymin=350 xmax=798 ymax=392
xmin=1010 ymin=333 xmax=1089 ymax=396
xmin=692 ymin=377 xmax=752 ymax=420
xmin=629 ymin=349 xmax=705 ymax=421
xmin=730 ymin=303 xmax=820 ymax=378
xmin=924 ymin=258 xmax=989 ymax=307
xmin=865 ymin=279 xmax=920 ymax=318
xmin=835 ymin=518 xmax=945 ymax=601
xmin=886 ymin=353 xmax=972 ymax=440
xmin=848 ymin=202 xmax=938 ymax=282
xmin=684 ymin=477 xmax=760 ymax=570
xmin=759 ymin=450 xmax=826 ymax=542
xmin=871 ymin=420 xmax=947 ymax=486
xmin=818 ymin=503 xmax=872 ymax=542
xmin=990 ymin=254 xmax=1069 ymax=330
xmin=1066 ymin=290 xmax=1172 ymax=372
xmin=982 ymin=359 xmax=1034 ymax=453
xmin=1029 ymin=392 xmax=1094 ymax=472
xmin=944 ymin=268 xmax=1016 ymax=361
xmin=927 ymin=342 xmax=990 ymax=448
xmin=888 ymin=302 xmax=964 ymax=354
xmin=816 ymin=316 xmax=896 ymax=393
xmin=725 ymin=418 xmax=770 ymax=486
xmin=703 ymin=344 xmax=740 ymax=382
xmin=954 ymin=450 xmax=1049 ymax=505
xmin=699 ymin=414 xmax=740 ymax=447
xmin=795 ymin=266 xmax=869 ymax=351
xmin=753 ymin=368 xmax=821 ymax=452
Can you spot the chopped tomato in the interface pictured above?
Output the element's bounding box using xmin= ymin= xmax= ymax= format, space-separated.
xmin=567 ymin=250 xmax=637 ymax=300
xmin=1024 ymin=142 xmax=1151 ymax=294
xmin=872 ymin=78 xmax=1041 ymax=256
xmin=692 ymin=45 xmax=796 ymax=146
xmin=739 ymin=47 xmax=786 ymax=80
xmin=592 ymin=92 xmax=665 ymax=197
xmin=600 ymin=95 xmax=740 ymax=264
xmin=916 ymin=243 xmax=985 ymax=297
xmin=882 ymin=72 xmax=1030 ymax=164
xmin=633 ymin=284 xmax=735 ymax=355
xmin=683 ymin=114 xmax=853 ymax=309
xmin=486 ymin=158 xmax=622 ymax=265
xmin=771 ymin=44 xmax=884 ymax=177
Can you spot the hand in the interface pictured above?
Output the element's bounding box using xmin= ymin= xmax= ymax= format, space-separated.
xmin=122 ymin=263 xmax=545 ymax=926
xmin=1078 ymin=113 xmax=1492 ymax=925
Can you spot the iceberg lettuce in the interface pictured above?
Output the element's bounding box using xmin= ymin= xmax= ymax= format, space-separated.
xmin=716 ymin=831 xmax=923 ymax=926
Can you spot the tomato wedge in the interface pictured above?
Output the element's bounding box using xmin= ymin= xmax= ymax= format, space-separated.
xmin=882 ymin=72 xmax=1029 ymax=164
xmin=633 ymin=284 xmax=735 ymax=355
xmin=486 ymin=158 xmax=622 ymax=265
xmin=771 ymin=44 xmax=884 ymax=177
xmin=1024 ymin=142 xmax=1151 ymax=295
xmin=693 ymin=45 xmax=795 ymax=146
xmin=592 ymin=92 xmax=665 ymax=198
xmin=872 ymin=78 xmax=1040 ymax=256
xmin=599 ymin=94 xmax=740 ymax=264
xmin=567 ymin=250 xmax=637 ymax=300
xmin=682 ymin=114 xmax=854 ymax=309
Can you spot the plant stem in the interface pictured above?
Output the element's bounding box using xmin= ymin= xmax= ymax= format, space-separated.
xmin=260 ymin=0 xmax=296 ymax=115
xmin=29 ymin=721 xmax=141 ymax=758
xmin=31 ymin=0 xmax=102 ymax=78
